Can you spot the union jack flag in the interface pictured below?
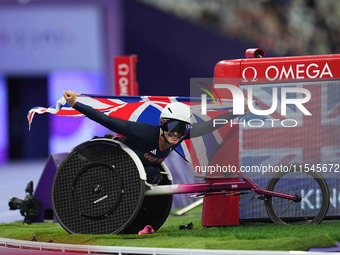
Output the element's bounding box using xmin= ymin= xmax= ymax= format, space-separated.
xmin=28 ymin=94 xmax=235 ymax=166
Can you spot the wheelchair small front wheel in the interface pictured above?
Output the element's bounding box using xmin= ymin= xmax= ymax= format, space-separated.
xmin=264 ymin=164 xmax=330 ymax=225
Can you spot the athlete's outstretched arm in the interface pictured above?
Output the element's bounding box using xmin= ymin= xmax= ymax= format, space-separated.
xmin=187 ymin=100 xmax=248 ymax=139
xmin=63 ymin=91 xmax=156 ymax=140
xmin=188 ymin=111 xmax=240 ymax=138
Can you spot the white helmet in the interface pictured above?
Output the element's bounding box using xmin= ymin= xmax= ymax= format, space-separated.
xmin=160 ymin=102 xmax=191 ymax=124
xmin=160 ymin=102 xmax=192 ymax=135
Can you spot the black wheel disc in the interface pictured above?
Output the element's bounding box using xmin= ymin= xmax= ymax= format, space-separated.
xmin=52 ymin=139 xmax=145 ymax=234
xmin=71 ymin=162 xmax=123 ymax=219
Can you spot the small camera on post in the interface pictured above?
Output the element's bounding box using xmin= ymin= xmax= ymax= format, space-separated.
xmin=245 ymin=48 xmax=265 ymax=58
xmin=8 ymin=181 xmax=40 ymax=224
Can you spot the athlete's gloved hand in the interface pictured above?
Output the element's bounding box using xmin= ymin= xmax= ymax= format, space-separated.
xmin=145 ymin=165 xmax=163 ymax=185
xmin=63 ymin=90 xmax=78 ymax=107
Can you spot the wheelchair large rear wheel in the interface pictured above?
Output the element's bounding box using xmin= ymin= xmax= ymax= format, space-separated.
xmin=52 ymin=139 xmax=145 ymax=234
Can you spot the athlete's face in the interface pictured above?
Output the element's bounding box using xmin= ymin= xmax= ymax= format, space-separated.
xmin=164 ymin=130 xmax=183 ymax=145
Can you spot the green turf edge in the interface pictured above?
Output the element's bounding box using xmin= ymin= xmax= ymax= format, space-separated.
xmin=0 ymin=218 xmax=339 ymax=251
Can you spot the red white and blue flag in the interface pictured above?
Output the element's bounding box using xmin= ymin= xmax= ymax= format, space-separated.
xmin=28 ymin=94 xmax=235 ymax=165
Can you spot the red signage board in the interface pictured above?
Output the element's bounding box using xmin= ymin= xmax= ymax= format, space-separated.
xmin=114 ymin=55 xmax=138 ymax=96
xmin=240 ymin=54 xmax=340 ymax=84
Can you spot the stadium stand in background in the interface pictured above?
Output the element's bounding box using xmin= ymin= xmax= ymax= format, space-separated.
xmin=139 ymin=0 xmax=340 ymax=56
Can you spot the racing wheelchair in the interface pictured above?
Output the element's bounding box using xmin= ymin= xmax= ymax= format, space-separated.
xmin=52 ymin=139 xmax=330 ymax=234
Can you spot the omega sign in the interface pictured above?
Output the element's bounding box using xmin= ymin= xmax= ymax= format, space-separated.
xmin=117 ymin=63 xmax=130 ymax=95
xmin=114 ymin=55 xmax=138 ymax=96
xmin=242 ymin=63 xmax=333 ymax=82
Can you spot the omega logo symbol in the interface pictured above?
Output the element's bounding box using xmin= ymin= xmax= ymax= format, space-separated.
xmin=242 ymin=66 xmax=258 ymax=82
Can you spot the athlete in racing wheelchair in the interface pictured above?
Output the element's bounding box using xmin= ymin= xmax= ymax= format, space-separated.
xmin=63 ymin=91 xmax=241 ymax=184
